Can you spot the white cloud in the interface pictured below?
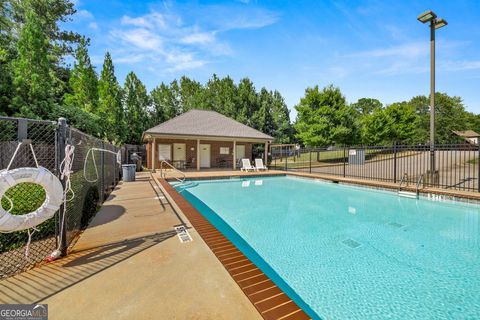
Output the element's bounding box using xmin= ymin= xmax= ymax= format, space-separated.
xmin=180 ymin=32 xmax=215 ymax=45
xmin=88 ymin=22 xmax=98 ymax=30
xmin=76 ymin=9 xmax=93 ymax=20
xmin=441 ymin=60 xmax=480 ymax=71
xmin=108 ymin=3 xmax=278 ymax=72
xmin=349 ymin=42 xmax=428 ymax=59
xmin=113 ymin=28 xmax=163 ymax=51
xmin=342 ymin=40 xmax=473 ymax=76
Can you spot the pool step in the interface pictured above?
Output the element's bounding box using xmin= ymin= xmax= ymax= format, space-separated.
xmin=398 ymin=190 xmax=418 ymax=199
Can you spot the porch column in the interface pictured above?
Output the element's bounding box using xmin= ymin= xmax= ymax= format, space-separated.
xmin=264 ymin=141 xmax=268 ymax=163
xmin=233 ymin=140 xmax=236 ymax=170
xmin=151 ymin=138 xmax=156 ymax=172
xmin=196 ymin=139 xmax=200 ymax=171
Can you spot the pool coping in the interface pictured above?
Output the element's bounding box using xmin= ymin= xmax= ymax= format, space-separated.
xmin=156 ymin=177 xmax=312 ymax=320
xmin=164 ymin=170 xmax=480 ymax=203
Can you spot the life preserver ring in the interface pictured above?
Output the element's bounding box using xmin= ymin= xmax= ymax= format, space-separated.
xmin=0 ymin=167 xmax=63 ymax=232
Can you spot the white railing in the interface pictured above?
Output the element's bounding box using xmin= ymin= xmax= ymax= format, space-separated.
xmin=160 ymin=161 xmax=186 ymax=183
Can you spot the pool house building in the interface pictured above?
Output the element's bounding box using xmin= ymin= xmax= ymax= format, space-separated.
xmin=143 ymin=109 xmax=273 ymax=170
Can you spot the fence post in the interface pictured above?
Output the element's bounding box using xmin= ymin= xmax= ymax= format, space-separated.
xmin=57 ymin=118 xmax=68 ymax=256
xmin=309 ymin=150 xmax=312 ymax=174
xmin=343 ymin=146 xmax=346 ymax=177
xmin=393 ymin=142 xmax=397 ymax=183
xmin=478 ymin=144 xmax=480 ymax=192
xmin=101 ymin=141 xmax=105 ymax=200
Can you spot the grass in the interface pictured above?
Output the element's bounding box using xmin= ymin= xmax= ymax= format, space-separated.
xmin=0 ymin=183 xmax=53 ymax=253
xmin=467 ymin=158 xmax=479 ymax=165
xmin=270 ymin=149 xmax=423 ymax=169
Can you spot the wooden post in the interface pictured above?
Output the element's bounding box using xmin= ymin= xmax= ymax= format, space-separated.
xmin=196 ymin=139 xmax=200 ymax=171
xmin=264 ymin=142 xmax=268 ymax=164
xmin=233 ymin=140 xmax=237 ymax=170
xmin=151 ymin=138 xmax=156 ymax=172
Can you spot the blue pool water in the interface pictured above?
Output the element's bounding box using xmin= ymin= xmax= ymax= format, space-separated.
xmin=174 ymin=176 xmax=480 ymax=319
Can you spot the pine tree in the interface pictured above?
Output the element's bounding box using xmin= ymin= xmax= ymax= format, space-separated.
xmin=0 ymin=0 xmax=13 ymax=115
xmin=271 ymin=90 xmax=292 ymax=143
xmin=64 ymin=37 xmax=98 ymax=113
xmin=236 ymin=78 xmax=259 ymax=126
xmin=123 ymin=71 xmax=150 ymax=144
xmin=98 ymin=52 xmax=124 ymax=143
xmin=11 ymin=9 xmax=54 ymax=118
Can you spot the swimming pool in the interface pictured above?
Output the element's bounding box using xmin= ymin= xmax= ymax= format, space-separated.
xmin=174 ymin=176 xmax=480 ymax=319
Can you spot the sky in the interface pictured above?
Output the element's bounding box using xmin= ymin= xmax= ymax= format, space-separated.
xmin=68 ymin=0 xmax=480 ymax=119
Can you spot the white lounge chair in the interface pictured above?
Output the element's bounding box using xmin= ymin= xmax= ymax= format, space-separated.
xmin=241 ymin=159 xmax=256 ymax=171
xmin=255 ymin=158 xmax=268 ymax=171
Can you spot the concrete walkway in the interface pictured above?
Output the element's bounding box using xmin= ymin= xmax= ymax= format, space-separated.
xmin=0 ymin=172 xmax=261 ymax=320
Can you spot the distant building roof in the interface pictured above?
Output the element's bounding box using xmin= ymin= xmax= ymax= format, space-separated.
xmin=143 ymin=109 xmax=274 ymax=141
xmin=453 ymin=130 xmax=480 ymax=138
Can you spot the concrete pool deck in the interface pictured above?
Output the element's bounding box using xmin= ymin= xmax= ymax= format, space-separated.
xmin=0 ymin=172 xmax=262 ymax=319
xmin=2 ymin=168 xmax=478 ymax=320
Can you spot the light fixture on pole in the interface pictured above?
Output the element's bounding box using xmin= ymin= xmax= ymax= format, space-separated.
xmin=417 ymin=10 xmax=447 ymax=186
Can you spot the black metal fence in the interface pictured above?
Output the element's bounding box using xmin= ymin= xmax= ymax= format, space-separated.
xmin=270 ymin=144 xmax=480 ymax=192
xmin=0 ymin=116 xmax=121 ymax=279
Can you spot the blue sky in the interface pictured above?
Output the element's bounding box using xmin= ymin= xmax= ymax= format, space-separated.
xmin=68 ymin=0 xmax=480 ymax=119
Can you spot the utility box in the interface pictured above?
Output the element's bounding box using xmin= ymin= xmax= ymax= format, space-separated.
xmin=348 ymin=149 xmax=365 ymax=165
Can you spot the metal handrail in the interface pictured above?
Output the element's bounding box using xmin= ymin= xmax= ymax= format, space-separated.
xmin=160 ymin=161 xmax=186 ymax=183
xmin=416 ymin=174 xmax=424 ymax=196
xmin=398 ymin=173 xmax=408 ymax=191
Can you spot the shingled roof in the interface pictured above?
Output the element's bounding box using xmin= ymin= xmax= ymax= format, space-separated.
xmin=453 ymin=130 xmax=480 ymax=138
xmin=144 ymin=109 xmax=274 ymax=141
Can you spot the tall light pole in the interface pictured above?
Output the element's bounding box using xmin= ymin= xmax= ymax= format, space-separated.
xmin=417 ymin=10 xmax=447 ymax=185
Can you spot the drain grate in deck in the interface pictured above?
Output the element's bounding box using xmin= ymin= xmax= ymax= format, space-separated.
xmin=342 ymin=239 xmax=362 ymax=248
xmin=388 ymin=222 xmax=405 ymax=228
xmin=175 ymin=226 xmax=193 ymax=243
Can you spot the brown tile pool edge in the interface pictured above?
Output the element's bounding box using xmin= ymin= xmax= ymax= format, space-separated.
xmin=158 ymin=179 xmax=312 ymax=320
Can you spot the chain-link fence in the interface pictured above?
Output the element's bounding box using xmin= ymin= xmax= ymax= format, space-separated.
xmin=0 ymin=116 xmax=121 ymax=279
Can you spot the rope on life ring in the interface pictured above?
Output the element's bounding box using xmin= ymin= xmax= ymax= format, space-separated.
xmin=0 ymin=142 xmax=64 ymax=233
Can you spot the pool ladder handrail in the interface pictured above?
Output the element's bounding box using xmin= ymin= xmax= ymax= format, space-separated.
xmin=398 ymin=173 xmax=423 ymax=198
xmin=415 ymin=174 xmax=424 ymax=196
xmin=398 ymin=173 xmax=409 ymax=192
xmin=160 ymin=160 xmax=186 ymax=184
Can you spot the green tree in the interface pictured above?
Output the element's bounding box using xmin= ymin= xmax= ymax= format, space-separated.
xmin=383 ymin=102 xmax=417 ymax=143
xmin=64 ymin=37 xmax=98 ymax=113
xmin=11 ymin=9 xmax=54 ymax=118
xmin=0 ymin=0 xmax=14 ymax=115
xmin=9 ymin=0 xmax=81 ymax=56
xmin=236 ymin=78 xmax=259 ymax=126
xmin=408 ymin=93 xmax=469 ymax=144
xmin=10 ymin=0 xmax=82 ymax=105
xmin=252 ymin=88 xmax=275 ymax=136
xmin=150 ymin=82 xmax=180 ymax=124
xmin=204 ymin=74 xmax=237 ymax=117
xmin=360 ymin=108 xmax=391 ymax=145
xmin=97 ymin=52 xmax=124 ymax=143
xmin=294 ymin=85 xmax=357 ymax=146
xmin=270 ymin=90 xmax=293 ymax=143
xmin=351 ymin=98 xmax=382 ymax=115
xmin=179 ymin=76 xmax=204 ymax=112
xmin=123 ymin=71 xmax=150 ymax=144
